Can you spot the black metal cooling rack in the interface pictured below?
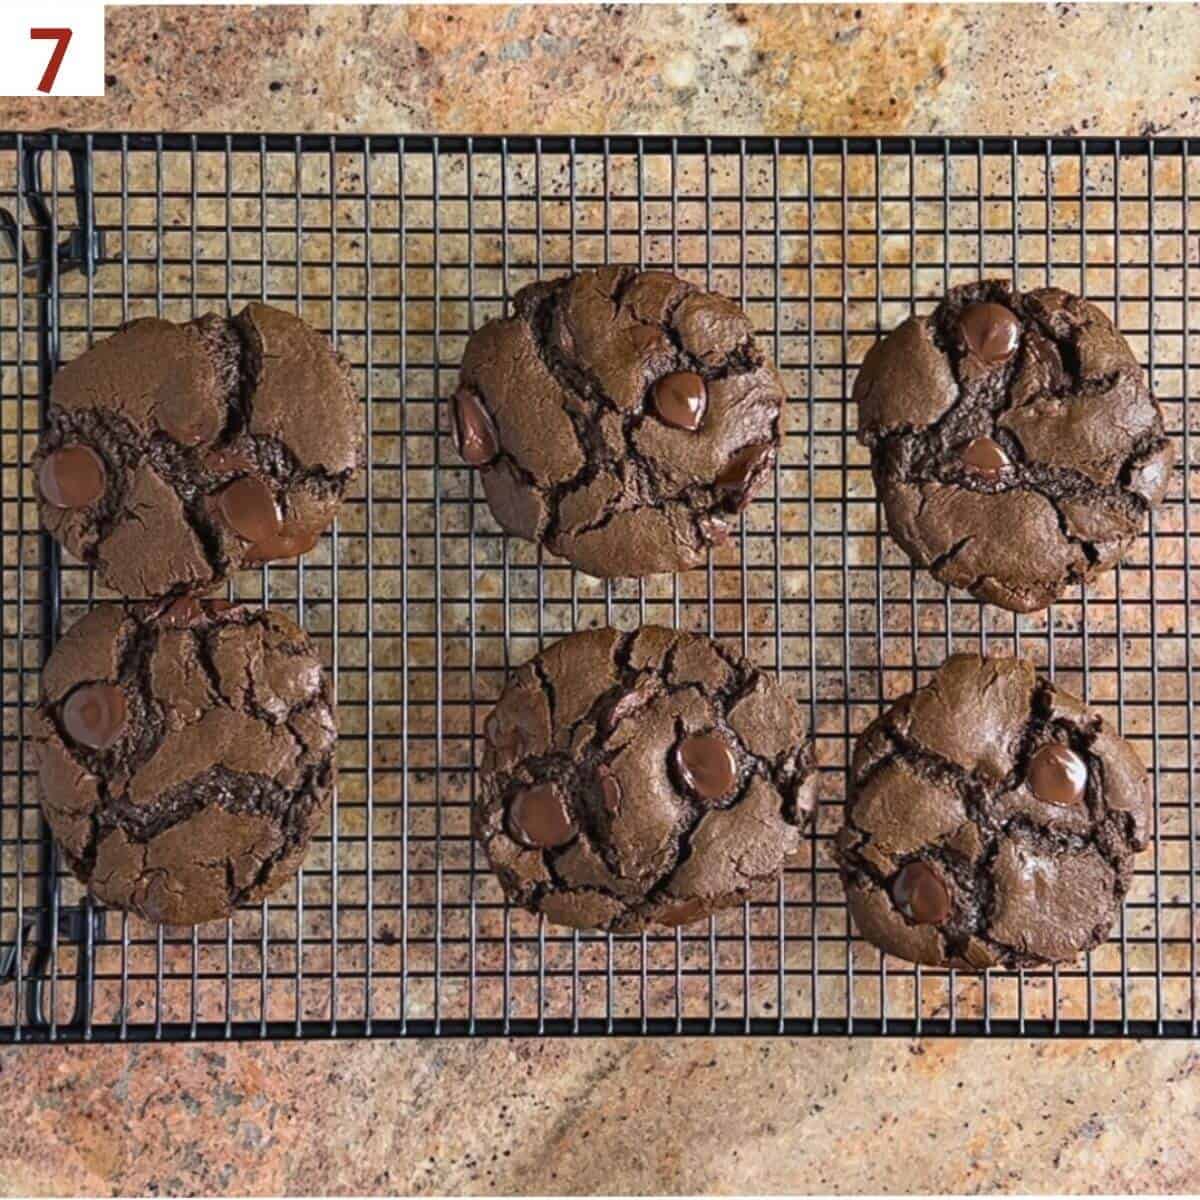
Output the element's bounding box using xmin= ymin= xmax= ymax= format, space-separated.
xmin=0 ymin=133 xmax=1195 ymax=1042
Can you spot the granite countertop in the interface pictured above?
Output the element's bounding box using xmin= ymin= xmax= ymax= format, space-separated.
xmin=3 ymin=5 xmax=1200 ymax=1195
xmin=6 ymin=2 xmax=1200 ymax=135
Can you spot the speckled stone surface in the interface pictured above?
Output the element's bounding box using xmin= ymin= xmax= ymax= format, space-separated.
xmin=2 ymin=1038 xmax=1200 ymax=1194
xmin=1 ymin=3 xmax=1199 ymax=135
xmin=2 ymin=5 xmax=1200 ymax=1196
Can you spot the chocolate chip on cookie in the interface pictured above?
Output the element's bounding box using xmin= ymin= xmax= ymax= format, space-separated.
xmin=835 ymin=653 xmax=1152 ymax=970
xmin=855 ymin=280 xmax=1173 ymax=612
xmin=454 ymin=267 xmax=787 ymax=577
xmin=32 ymin=600 xmax=337 ymax=925
xmin=34 ymin=303 xmax=363 ymax=598
xmin=39 ymin=444 xmax=108 ymax=509
xmin=477 ymin=626 xmax=818 ymax=932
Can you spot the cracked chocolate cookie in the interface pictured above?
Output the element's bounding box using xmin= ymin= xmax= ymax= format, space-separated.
xmin=35 ymin=303 xmax=363 ymax=598
xmin=835 ymin=654 xmax=1152 ymax=969
xmin=453 ymin=266 xmax=787 ymax=577
xmin=477 ymin=626 xmax=819 ymax=932
xmin=32 ymin=599 xmax=337 ymax=925
xmin=855 ymin=280 xmax=1173 ymax=612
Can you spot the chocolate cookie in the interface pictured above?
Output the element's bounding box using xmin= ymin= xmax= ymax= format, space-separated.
xmin=453 ymin=266 xmax=787 ymax=577
xmin=31 ymin=599 xmax=337 ymax=925
xmin=855 ymin=280 xmax=1173 ymax=611
xmin=835 ymin=654 xmax=1152 ymax=969
xmin=35 ymin=303 xmax=363 ymax=598
xmin=477 ymin=626 xmax=818 ymax=932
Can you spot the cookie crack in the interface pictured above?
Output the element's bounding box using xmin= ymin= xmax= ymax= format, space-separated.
xmin=926 ymin=533 xmax=974 ymax=575
xmin=191 ymin=625 xmax=229 ymax=710
xmin=528 ymin=655 xmax=559 ymax=734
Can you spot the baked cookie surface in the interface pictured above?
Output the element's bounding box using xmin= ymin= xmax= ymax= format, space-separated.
xmin=477 ymin=626 xmax=818 ymax=932
xmin=32 ymin=599 xmax=337 ymax=925
xmin=453 ymin=266 xmax=787 ymax=577
xmin=35 ymin=303 xmax=362 ymax=598
xmin=835 ymin=654 xmax=1152 ymax=969
xmin=855 ymin=280 xmax=1173 ymax=611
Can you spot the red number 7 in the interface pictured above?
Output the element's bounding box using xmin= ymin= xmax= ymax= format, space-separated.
xmin=31 ymin=28 xmax=72 ymax=95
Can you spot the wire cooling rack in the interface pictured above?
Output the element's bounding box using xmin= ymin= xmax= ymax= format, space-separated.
xmin=0 ymin=133 xmax=1194 ymax=1042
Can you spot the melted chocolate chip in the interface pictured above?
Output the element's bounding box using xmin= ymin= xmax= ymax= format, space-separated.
xmin=675 ymin=732 xmax=737 ymax=801
xmin=652 ymin=371 xmax=707 ymax=431
xmin=38 ymin=445 xmax=107 ymax=509
xmin=508 ymin=784 xmax=577 ymax=848
xmin=892 ymin=862 xmax=951 ymax=926
xmin=452 ymin=389 xmax=499 ymax=466
xmin=61 ymin=683 xmax=127 ymax=751
xmin=242 ymin=525 xmax=320 ymax=565
xmin=217 ymin=476 xmax=281 ymax=544
xmin=1028 ymin=743 xmax=1088 ymax=806
xmin=960 ymin=436 xmax=1011 ymax=480
xmin=716 ymin=443 xmax=772 ymax=511
xmin=213 ymin=476 xmax=316 ymax=564
xmin=959 ymin=302 xmax=1021 ymax=364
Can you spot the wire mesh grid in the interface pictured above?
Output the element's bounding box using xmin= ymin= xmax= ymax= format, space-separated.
xmin=0 ymin=133 xmax=1194 ymax=1041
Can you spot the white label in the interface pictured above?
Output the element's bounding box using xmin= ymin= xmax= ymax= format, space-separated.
xmin=0 ymin=4 xmax=105 ymax=97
